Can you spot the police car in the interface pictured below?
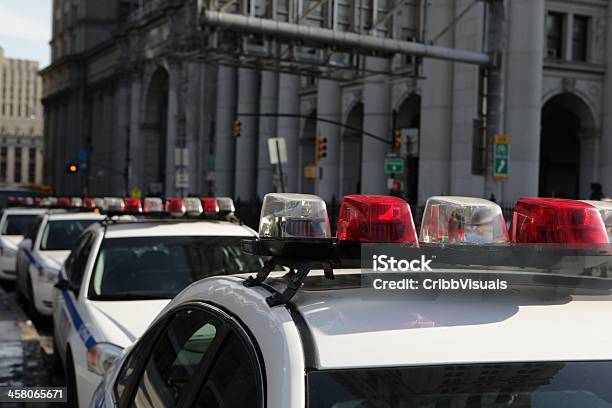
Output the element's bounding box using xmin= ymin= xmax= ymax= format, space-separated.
xmin=51 ymin=197 xmax=267 ymax=408
xmin=92 ymin=193 xmax=612 ymax=408
xmin=15 ymin=210 xmax=105 ymax=318
xmin=0 ymin=207 xmax=47 ymax=281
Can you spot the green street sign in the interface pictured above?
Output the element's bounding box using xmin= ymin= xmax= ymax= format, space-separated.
xmin=493 ymin=134 xmax=509 ymax=179
xmin=385 ymin=158 xmax=404 ymax=174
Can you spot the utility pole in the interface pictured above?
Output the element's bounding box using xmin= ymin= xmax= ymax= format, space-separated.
xmin=484 ymin=0 xmax=506 ymax=201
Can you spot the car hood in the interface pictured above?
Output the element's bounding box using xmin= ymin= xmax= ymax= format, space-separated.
xmin=39 ymin=250 xmax=70 ymax=270
xmin=0 ymin=236 xmax=23 ymax=251
xmin=87 ymin=299 xmax=171 ymax=348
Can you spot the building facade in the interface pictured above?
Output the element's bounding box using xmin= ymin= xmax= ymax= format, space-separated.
xmin=41 ymin=0 xmax=612 ymax=205
xmin=0 ymin=47 xmax=44 ymax=186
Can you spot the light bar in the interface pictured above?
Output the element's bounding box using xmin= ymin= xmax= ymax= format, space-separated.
xmin=419 ymin=196 xmax=508 ymax=244
xmin=581 ymin=200 xmax=612 ymax=242
xmin=104 ymin=197 xmax=125 ymax=212
xmin=216 ymin=197 xmax=235 ymax=214
xmin=336 ymin=195 xmax=418 ymax=243
xmin=259 ymin=193 xmax=331 ymax=239
xmin=184 ymin=197 xmax=203 ymax=216
xmin=201 ymin=197 xmax=219 ymax=214
xmin=143 ymin=197 xmax=164 ymax=213
xmin=123 ymin=197 xmax=142 ymax=213
xmin=165 ymin=198 xmax=185 ymax=216
xmin=510 ymin=198 xmax=609 ymax=244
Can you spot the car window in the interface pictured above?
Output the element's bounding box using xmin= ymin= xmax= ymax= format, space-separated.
xmin=39 ymin=219 xmax=98 ymax=250
xmin=194 ymin=332 xmax=262 ymax=408
xmin=131 ymin=309 xmax=221 ymax=408
xmin=24 ymin=216 xmax=43 ymax=241
xmin=69 ymin=233 xmax=95 ymax=292
xmin=1 ymin=214 xmax=39 ymax=236
xmin=64 ymin=232 xmax=92 ymax=284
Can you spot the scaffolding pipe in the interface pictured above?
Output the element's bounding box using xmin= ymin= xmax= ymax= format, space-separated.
xmin=200 ymin=9 xmax=494 ymax=67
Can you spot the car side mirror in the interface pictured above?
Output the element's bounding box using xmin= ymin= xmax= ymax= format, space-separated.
xmin=55 ymin=277 xmax=78 ymax=294
xmin=19 ymin=238 xmax=32 ymax=251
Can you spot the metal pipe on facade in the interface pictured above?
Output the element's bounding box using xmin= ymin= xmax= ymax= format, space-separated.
xmin=200 ymin=9 xmax=493 ymax=67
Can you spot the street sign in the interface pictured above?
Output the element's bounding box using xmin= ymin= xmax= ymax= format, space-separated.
xmin=385 ymin=158 xmax=404 ymax=174
xmin=268 ymin=137 xmax=288 ymax=164
xmin=130 ymin=187 xmax=141 ymax=199
xmin=176 ymin=173 xmax=189 ymax=189
xmin=493 ymin=134 xmax=509 ymax=180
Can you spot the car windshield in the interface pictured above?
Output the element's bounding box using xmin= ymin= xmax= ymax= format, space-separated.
xmin=40 ymin=219 xmax=99 ymax=250
xmin=1 ymin=214 xmax=39 ymax=236
xmin=89 ymin=236 xmax=265 ymax=300
xmin=308 ymin=361 xmax=612 ymax=408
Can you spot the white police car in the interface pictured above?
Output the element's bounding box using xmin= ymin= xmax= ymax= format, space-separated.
xmin=15 ymin=211 xmax=105 ymax=318
xmin=52 ymin=197 xmax=266 ymax=408
xmin=92 ymin=194 xmax=612 ymax=408
xmin=0 ymin=207 xmax=46 ymax=281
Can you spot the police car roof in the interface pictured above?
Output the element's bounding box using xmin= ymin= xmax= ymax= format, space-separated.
xmin=2 ymin=207 xmax=47 ymax=215
xmin=172 ymin=270 xmax=612 ymax=370
xmin=103 ymin=219 xmax=257 ymax=238
xmin=46 ymin=211 xmax=106 ymax=221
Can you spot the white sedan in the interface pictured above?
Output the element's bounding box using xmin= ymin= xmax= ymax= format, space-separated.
xmin=16 ymin=211 xmax=105 ymax=318
xmin=0 ymin=207 xmax=46 ymax=281
xmin=52 ymin=217 xmax=264 ymax=408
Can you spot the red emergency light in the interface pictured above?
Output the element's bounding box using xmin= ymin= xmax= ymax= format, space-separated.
xmin=201 ymin=197 xmax=219 ymax=214
xmin=57 ymin=197 xmax=71 ymax=208
xmin=165 ymin=198 xmax=185 ymax=216
xmin=336 ymin=195 xmax=418 ymax=244
xmin=123 ymin=197 xmax=142 ymax=213
xmin=510 ymin=198 xmax=609 ymax=244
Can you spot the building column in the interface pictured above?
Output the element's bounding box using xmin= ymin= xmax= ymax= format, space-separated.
xmin=277 ymin=73 xmax=300 ymax=193
xmin=214 ymin=65 xmax=237 ymax=197
xmin=129 ymin=74 xmax=142 ymax=194
xmin=315 ymin=79 xmax=341 ymax=202
xmin=256 ymin=70 xmax=278 ymax=197
xmin=234 ymin=68 xmax=258 ymax=201
xmin=165 ymin=65 xmax=180 ymax=197
xmin=361 ymin=57 xmax=391 ymax=195
xmin=114 ymin=81 xmax=130 ymax=196
xmin=418 ymin=0 xmax=454 ymax=204
xmin=503 ymin=0 xmax=545 ymax=203
xmin=6 ymin=146 xmax=15 ymax=184
xmin=35 ymin=146 xmax=43 ymax=184
xmin=599 ymin=3 xmax=612 ymax=194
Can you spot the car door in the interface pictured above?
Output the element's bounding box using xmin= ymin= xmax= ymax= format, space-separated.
xmin=16 ymin=215 xmax=43 ymax=295
xmin=119 ymin=303 xmax=264 ymax=408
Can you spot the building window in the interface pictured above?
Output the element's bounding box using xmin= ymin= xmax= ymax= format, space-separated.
xmin=0 ymin=147 xmax=7 ymax=182
xmin=572 ymin=15 xmax=589 ymax=62
xmin=14 ymin=147 xmax=21 ymax=183
xmin=546 ymin=12 xmax=564 ymax=59
xmin=28 ymin=148 xmax=36 ymax=183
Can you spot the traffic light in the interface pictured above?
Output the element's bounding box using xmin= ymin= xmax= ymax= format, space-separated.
xmin=233 ymin=120 xmax=241 ymax=137
xmin=393 ymin=129 xmax=402 ymax=151
xmin=316 ymin=135 xmax=327 ymax=162
xmin=66 ymin=162 xmax=79 ymax=174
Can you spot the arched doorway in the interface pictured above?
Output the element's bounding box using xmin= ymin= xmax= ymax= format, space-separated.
xmin=300 ymin=110 xmax=316 ymax=194
xmin=341 ymin=102 xmax=363 ymax=195
xmin=540 ymin=92 xmax=594 ymax=199
xmin=396 ymin=93 xmax=421 ymax=205
xmin=142 ymin=68 xmax=169 ymax=196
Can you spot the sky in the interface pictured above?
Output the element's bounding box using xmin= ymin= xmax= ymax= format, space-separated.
xmin=0 ymin=0 xmax=53 ymax=67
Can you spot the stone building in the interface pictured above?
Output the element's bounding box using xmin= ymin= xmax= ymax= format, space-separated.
xmin=41 ymin=0 xmax=612 ymax=205
xmin=0 ymin=47 xmax=44 ymax=185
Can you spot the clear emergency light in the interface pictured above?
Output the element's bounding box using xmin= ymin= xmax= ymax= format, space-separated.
xmin=419 ymin=196 xmax=508 ymax=244
xmin=216 ymin=197 xmax=235 ymax=214
xmin=123 ymin=197 xmax=142 ymax=213
xmin=259 ymin=193 xmax=331 ymax=239
xmin=94 ymin=198 xmax=106 ymax=210
xmin=581 ymin=200 xmax=612 ymax=242
xmin=143 ymin=197 xmax=164 ymax=213
xmin=104 ymin=197 xmax=125 ymax=212
xmin=70 ymin=197 xmax=83 ymax=208
xmin=511 ymin=198 xmax=609 ymax=244
xmin=336 ymin=195 xmax=418 ymax=243
xmin=184 ymin=197 xmax=203 ymax=216
xmin=165 ymin=198 xmax=185 ymax=216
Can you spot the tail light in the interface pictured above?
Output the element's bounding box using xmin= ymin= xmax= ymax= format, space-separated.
xmin=259 ymin=193 xmax=331 ymax=239
xmin=70 ymin=197 xmax=83 ymax=208
xmin=216 ymin=197 xmax=235 ymax=214
xmin=104 ymin=197 xmax=125 ymax=212
xmin=143 ymin=197 xmax=164 ymax=213
xmin=420 ymin=196 xmax=508 ymax=244
xmin=184 ymin=198 xmax=203 ymax=216
xmin=336 ymin=195 xmax=417 ymax=244
xmin=57 ymin=197 xmax=71 ymax=207
xmin=123 ymin=197 xmax=142 ymax=213
xmin=510 ymin=198 xmax=609 ymax=244
xmin=201 ymin=197 xmax=219 ymax=214
xmin=165 ymin=198 xmax=185 ymax=216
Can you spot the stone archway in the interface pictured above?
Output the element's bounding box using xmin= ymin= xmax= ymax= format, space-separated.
xmin=540 ymin=92 xmax=597 ymax=199
xmin=141 ymin=67 xmax=169 ymax=196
